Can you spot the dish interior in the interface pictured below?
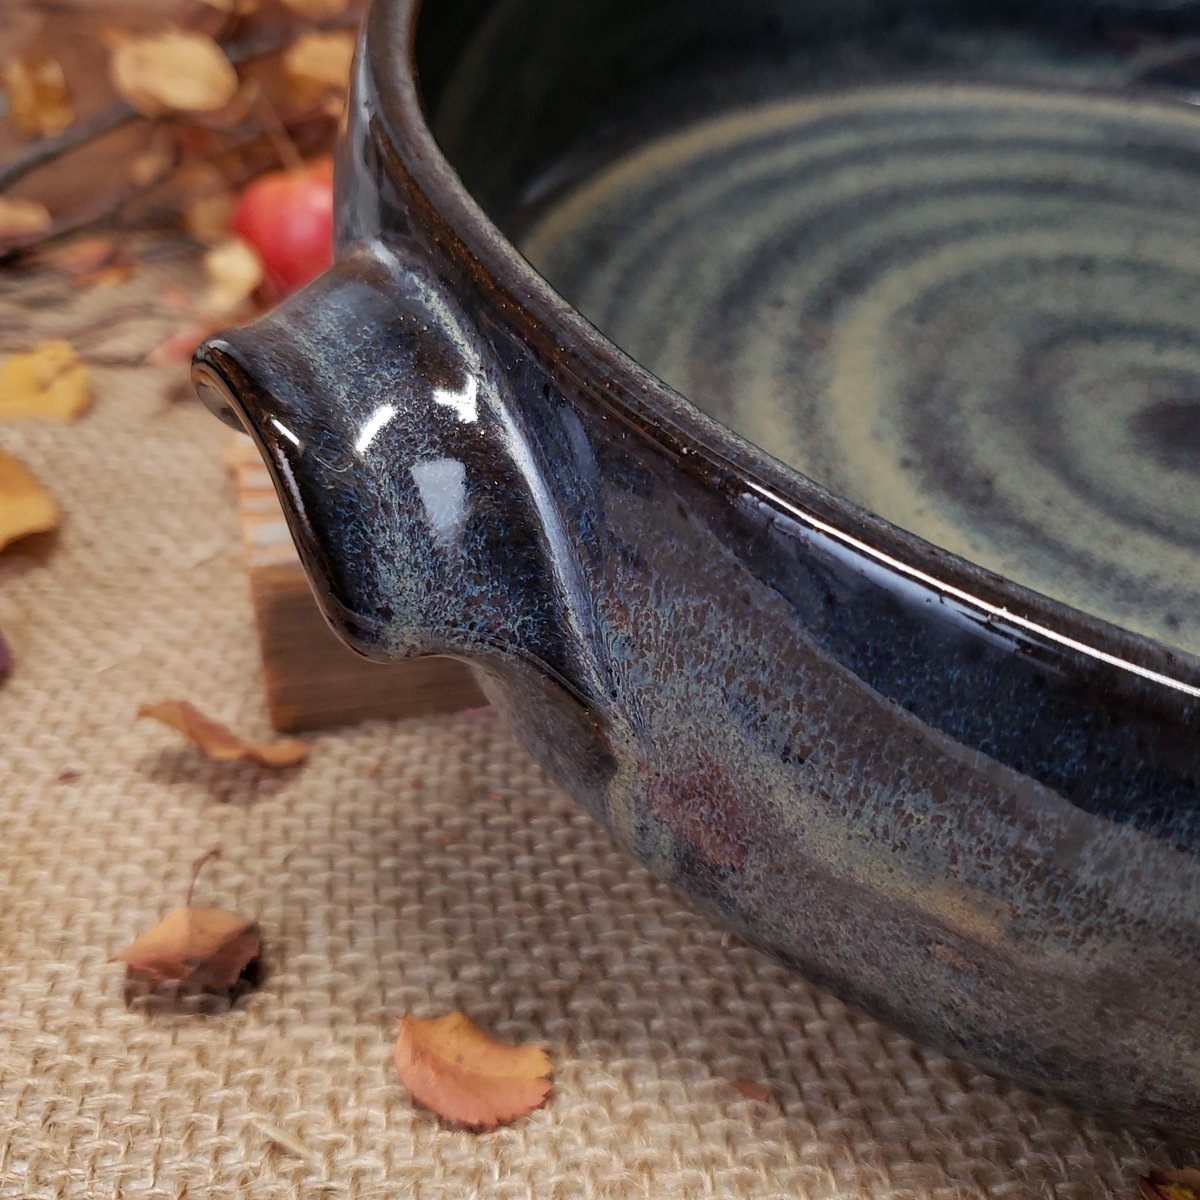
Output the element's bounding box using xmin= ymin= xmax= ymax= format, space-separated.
xmin=416 ymin=0 xmax=1200 ymax=657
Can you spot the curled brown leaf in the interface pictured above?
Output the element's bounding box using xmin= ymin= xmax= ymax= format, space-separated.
xmin=138 ymin=699 xmax=309 ymax=766
xmin=393 ymin=1011 xmax=553 ymax=1128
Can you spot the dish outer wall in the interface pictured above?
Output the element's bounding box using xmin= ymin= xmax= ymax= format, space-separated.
xmin=194 ymin=0 xmax=1200 ymax=1139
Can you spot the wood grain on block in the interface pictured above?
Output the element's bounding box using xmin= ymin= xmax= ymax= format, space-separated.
xmin=230 ymin=435 xmax=485 ymax=732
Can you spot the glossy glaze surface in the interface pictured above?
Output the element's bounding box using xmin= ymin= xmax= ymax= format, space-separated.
xmin=196 ymin=0 xmax=1200 ymax=1140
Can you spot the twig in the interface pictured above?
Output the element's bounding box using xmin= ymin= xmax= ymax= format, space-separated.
xmin=0 ymin=12 xmax=359 ymax=195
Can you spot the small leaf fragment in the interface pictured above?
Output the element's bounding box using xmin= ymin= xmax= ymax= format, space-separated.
xmin=202 ymin=237 xmax=264 ymax=315
xmin=393 ymin=1011 xmax=553 ymax=1128
xmin=0 ymin=340 xmax=91 ymax=421
xmin=1140 ymin=1169 xmax=1200 ymax=1200
xmin=113 ymin=906 xmax=261 ymax=988
xmin=0 ymin=197 xmax=51 ymax=240
xmin=730 ymin=1078 xmax=771 ymax=1103
xmin=109 ymin=31 xmax=238 ymax=117
xmin=4 ymin=52 xmax=73 ymax=138
xmin=0 ymin=451 xmax=59 ymax=550
xmin=138 ymin=699 xmax=309 ymax=766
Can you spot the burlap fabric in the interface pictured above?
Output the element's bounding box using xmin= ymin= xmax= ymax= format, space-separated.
xmin=0 ymin=242 xmax=1182 ymax=1198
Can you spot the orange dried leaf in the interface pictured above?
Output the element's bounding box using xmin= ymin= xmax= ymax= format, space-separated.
xmin=4 ymin=52 xmax=73 ymax=138
xmin=0 ymin=451 xmax=59 ymax=550
xmin=0 ymin=197 xmax=51 ymax=240
xmin=393 ymin=1011 xmax=553 ymax=1128
xmin=202 ymin=237 xmax=263 ymax=315
xmin=730 ymin=1078 xmax=771 ymax=1103
xmin=113 ymin=907 xmax=260 ymax=988
xmin=138 ymin=699 xmax=309 ymax=766
xmin=279 ymin=0 xmax=350 ymax=17
xmin=283 ymin=31 xmax=356 ymax=109
xmin=1140 ymin=1170 xmax=1200 ymax=1200
xmin=0 ymin=340 xmax=91 ymax=422
xmin=109 ymin=31 xmax=238 ymax=117
xmin=39 ymin=236 xmax=116 ymax=278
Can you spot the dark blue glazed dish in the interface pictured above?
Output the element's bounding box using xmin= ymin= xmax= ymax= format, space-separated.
xmin=194 ymin=0 xmax=1200 ymax=1139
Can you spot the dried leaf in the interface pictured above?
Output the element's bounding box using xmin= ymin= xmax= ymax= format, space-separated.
xmin=185 ymin=191 xmax=236 ymax=244
xmin=279 ymin=0 xmax=350 ymax=17
xmin=199 ymin=0 xmax=259 ymax=10
xmin=202 ymin=237 xmax=263 ymax=315
xmin=138 ymin=699 xmax=309 ymax=766
xmin=0 ymin=197 xmax=51 ymax=240
xmin=730 ymin=1078 xmax=771 ymax=1103
xmin=129 ymin=139 xmax=177 ymax=188
xmin=0 ymin=451 xmax=59 ymax=550
xmin=145 ymin=323 xmax=215 ymax=367
xmin=283 ymin=31 xmax=356 ymax=109
xmin=114 ymin=906 xmax=260 ymax=987
xmin=393 ymin=1011 xmax=553 ymax=1128
xmin=1140 ymin=1169 xmax=1200 ymax=1200
xmin=0 ymin=340 xmax=91 ymax=422
xmin=4 ymin=52 xmax=73 ymax=138
xmin=110 ymin=31 xmax=238 ymax=117
xmin=38 ymin=237 xmax=116 ymax=278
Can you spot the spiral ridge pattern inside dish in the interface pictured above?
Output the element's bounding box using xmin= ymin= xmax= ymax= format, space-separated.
xmin=521 ymin=84 xmax=1200 ymax=658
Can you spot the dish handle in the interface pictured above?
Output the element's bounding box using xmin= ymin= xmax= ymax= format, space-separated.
xmin=191 ymin=242 xmax=584 ymax=687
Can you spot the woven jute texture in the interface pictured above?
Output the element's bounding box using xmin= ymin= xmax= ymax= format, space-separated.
xmin=0 ymin=243 xmax=1182 ymax=1199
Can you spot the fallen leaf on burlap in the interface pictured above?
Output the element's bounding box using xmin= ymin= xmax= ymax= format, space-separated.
xmin=730 ymin=1078 xmax=771 ymax=1103
xmin=0 ymin=451 xmax=59 ymax=550
xmin=0 ymin=197 xmax=51 ymax=240
xmin=393 ymin=1011 xmax=553 ymax=1128
xmin=4 ymin=52 xmax=73 ymax=138
xmin=0 ymin=340 xmax=91 ymax=422
xmin=138 ymin=699 xmax=309 ymax=766
xmin=280 ymin=0 xmax=350 ymax=17
xmin=283 ymin=31 xmax=356 ymax=111
xmin=109 ymin=30 xmax=238 ymax=117
xmin=1139 ymin=1168 xmax=1200 ymax=1200
xmin=112 ymin=848 xmax=260 ymax=989
xmin=202 ymin=237 xmax=264 ymax=315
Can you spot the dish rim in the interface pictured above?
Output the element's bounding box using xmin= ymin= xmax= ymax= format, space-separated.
xmin=362 ymin=0 xmax=1200 ymax=699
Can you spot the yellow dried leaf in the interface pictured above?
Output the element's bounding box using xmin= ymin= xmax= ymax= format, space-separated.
xmin=393 ymin=1011 xmax=553 ymax=1128
xmin=202 ymin=237 xmax=264 ymax=314
xmin=0 ymin=197 xmax=51 ymax=240
xmin=113 ymin=906 xmax=260 ymax=988
xmin=138 ymin=699 xmax=309 ymax=766
xmin=4 ymin=52 xmax=73 ymax=138
xmin=0 ymin=340 xmax=90 ymax=422
xmin=0 ymin=451 xmax=59 ymax=550
xmin=109 ymin=30 xmax=238 ymax=117
xmin=283 ymin=31 xmax=356 ymax=109
xmin=1140 ymin=1170 xmax=1200 ymax=1200
xmin=279 ymin=0 xmax=350 ymax=17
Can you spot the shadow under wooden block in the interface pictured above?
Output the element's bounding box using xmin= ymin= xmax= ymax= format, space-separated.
xmin=231 ymin=436 xmax=486 ymax=733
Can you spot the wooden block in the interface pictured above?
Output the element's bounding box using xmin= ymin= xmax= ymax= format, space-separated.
xmin=230 ymin=435 xmax=486 ymax=732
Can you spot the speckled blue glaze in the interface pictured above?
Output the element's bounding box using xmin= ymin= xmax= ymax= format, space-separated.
xmin=195 ymin=0 xmax=1200 ymax=1139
